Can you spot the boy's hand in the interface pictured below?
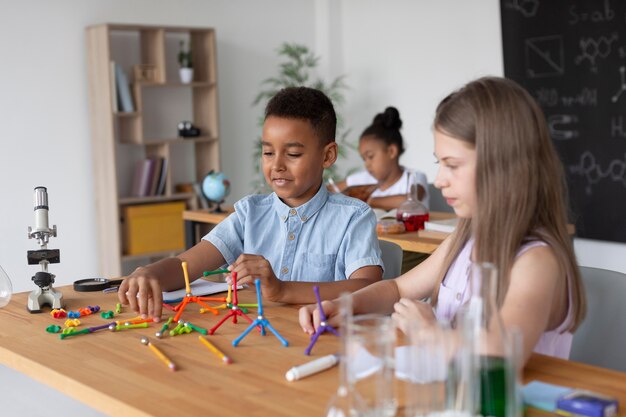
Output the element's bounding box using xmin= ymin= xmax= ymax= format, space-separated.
xmin=117 ymin=266 xmax=163 ymax=321
xmin=228 ymin=254 xmax=284 ymax=302
xmin=391 ymin=298 xmax=435 ymax=334
xmin=298 ymin=300 xmax=340 ymax=335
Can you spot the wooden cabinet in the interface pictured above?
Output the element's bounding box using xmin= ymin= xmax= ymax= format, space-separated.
xmin=86 ymin=24 xmax=220 ymax=277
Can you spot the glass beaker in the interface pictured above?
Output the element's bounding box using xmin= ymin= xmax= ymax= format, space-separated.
xmin=0 ymin=265 xmax=13 ymax=308
xmin=326 ymin=293 xmax=367 ymax=417
xmin=405 ymin=321 xmax=474 ymax=417
xmin=345 ymin=314 xmax=397 ymax=417
xmin=461 ymin=262 xmax=522 ymax=417
xmin=396 ymin=171 xmax=429 ymax=231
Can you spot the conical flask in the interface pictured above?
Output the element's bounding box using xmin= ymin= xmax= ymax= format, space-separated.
xmin=462 ymin=262 xmax=521 ymax=417
xmin=0 ymin=265 xmax=13 ymax=308
xmin=326 ymin=292 xmax=366 ymax=417
xmin=396 ymin=171 xmax=429 ymax=231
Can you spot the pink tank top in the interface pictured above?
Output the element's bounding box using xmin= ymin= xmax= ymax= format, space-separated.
xmin=434 ymin=238 xmax=574 ymax=359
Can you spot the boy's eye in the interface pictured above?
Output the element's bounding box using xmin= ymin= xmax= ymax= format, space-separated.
xmin=288 ymin=153 xmax=302 ymax=158
xmin=263 ymin=151 xmax=274 ymax=157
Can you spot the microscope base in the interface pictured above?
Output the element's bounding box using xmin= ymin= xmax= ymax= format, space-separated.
xmin=27 ymin=287 xmax=63 ymax=313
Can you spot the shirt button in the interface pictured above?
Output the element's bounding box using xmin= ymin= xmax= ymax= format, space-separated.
xmin=301 ymin=215 xmax=308 ymax=222
xmin=281 ymin=267 xmax=289 ymax=274
xmin=456 ymin=293 xmax=462 ymax=301
xmin=289 ymin=209 xmax=297 ymax=216
xmin=288 ymin=233 xmax=295 ymax=241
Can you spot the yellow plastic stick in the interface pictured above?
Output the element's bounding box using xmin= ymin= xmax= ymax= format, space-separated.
xmin=141 ymin=337 xmax=176 ymax=371
xmin=198 ymin=336 xmax=232 ymax=364
xmin=182 ymin=261 xmax=191 ymax=294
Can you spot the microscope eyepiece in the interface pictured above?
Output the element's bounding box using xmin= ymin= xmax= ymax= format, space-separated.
xmin=34 ymin=186 xmax=49 ymax=211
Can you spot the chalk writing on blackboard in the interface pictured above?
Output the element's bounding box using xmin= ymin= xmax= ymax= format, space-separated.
xmin=548 ymin=114 xmax=579 ymax=140
xmin=569 ymin=151 xmax=626 ymax=195
xmin=611 ymin=66 xmax=626 ymax=102
xmin=575 ymin=32 xmax=619 ymax=73
xmin=534 ymin=87 xmax=597 ymax=107
xmin=503 ymin=0 xmax=539 ymax=18
xmin=525 ymin=35 xmax=564 ymax=78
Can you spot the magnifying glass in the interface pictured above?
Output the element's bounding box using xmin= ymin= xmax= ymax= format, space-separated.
xmin=73 ymin=277 xmax=124 ymax=292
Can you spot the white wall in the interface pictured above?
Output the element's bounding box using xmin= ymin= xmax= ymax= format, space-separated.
xmin=0 ymin=0 xmax=624 ymax=296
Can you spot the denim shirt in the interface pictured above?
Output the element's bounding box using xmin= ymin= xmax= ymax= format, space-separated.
xmin=204 ymin=185 xmax=383 ymax=282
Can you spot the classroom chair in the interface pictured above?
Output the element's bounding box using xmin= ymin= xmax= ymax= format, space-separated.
xmin=569 ymin=266 xmax=626 ymax=373
xmin=427 ymin=183 xmax=454 ymax=213
xmin=379 ymin=239 xmax=403 ymax=280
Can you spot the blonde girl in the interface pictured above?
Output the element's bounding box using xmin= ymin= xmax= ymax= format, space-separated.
xmin=299 ymin=77 xmax=586 ymax=364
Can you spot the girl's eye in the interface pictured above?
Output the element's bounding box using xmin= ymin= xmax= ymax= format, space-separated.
xmin=288 ymin=154 xmax=302 ymax=158
xmin=263 ymin=152 xmax=274 ymax=157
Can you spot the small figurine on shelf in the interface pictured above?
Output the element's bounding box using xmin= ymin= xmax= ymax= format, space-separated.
xmin=178 ymin=40 xmax=193 ymax=84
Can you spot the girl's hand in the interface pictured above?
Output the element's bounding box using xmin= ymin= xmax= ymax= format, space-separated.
xmin=298 ymin=300 xmax=340 ymax=335
xmin=117 ymin=266 xmax=163 ymax=321
xmin=391 ymin=298 xmax=436 ymax=334
xmin=227 ymin=254 xmax=284 ymax=302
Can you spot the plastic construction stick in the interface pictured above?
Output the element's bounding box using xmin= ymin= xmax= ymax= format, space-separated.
xmin=59 ymin=328 xmax=91 ymax=340
xmin=203 ymin=269 xmax=229 ymax=277
xmin=208 ymin=273 xmax=255 ymax=335
xmin=182 ymin=261 xmax=192 ymax=294
xmin=232 ymin=279 xmax=289 ymax=347
xmin=109 ymin=322 xmax=149 ymax=331
xmin=198 ymin=336 xmax=232 ymax=364
xmin=184 ymin=322 xmax=208 ymax=335
xmin=141 ymin=337 xmax=176 ymax=371
xmin=304 ymin=286 xmax=339 ymax=355
xmin=156 ymin=317 xmax=173 ymax=338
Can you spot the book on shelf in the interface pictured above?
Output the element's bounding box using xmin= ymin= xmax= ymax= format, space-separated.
xmin=114 ymin=63 xmax=135 ymax=112
xmin=155 ymin=158 xmax=168 ymax=196
xmin=148 ymin=158 xmax=164 ymax=196
xmin=110 ymin=61 xmax=118 ymax=112
xmin=130 ymin=159 xmax=156 ymax=197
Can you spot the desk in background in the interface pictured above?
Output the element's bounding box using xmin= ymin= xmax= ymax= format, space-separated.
xmin=0 ymin=287 xmax=624 ymax=416
xmin=183 ymin=209 xmax=458 ymax=254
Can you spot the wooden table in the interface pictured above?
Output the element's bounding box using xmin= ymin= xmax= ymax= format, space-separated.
xmin=0 ymin=287 xmax=623 ymax=417
xmin=183 ymin=209 xmax=457 ymax=254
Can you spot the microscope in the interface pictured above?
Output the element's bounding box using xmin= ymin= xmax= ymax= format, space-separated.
xmin=26 ymin=186 xmax=64 ymax=312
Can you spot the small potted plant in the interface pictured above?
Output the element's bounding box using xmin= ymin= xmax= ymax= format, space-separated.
xmin=178 ymin=40 xmax=193 ymax=83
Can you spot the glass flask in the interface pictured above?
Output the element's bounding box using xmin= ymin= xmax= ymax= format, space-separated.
xmin=396 ymin=171 xmax=429 ymax=231
xmin=461 ymin=262 xmax=521 ymax=417
xmin=326 ymin=293 xmax=366 ymax=417
xmin=0 ymin=265 xmax=13 ymax=308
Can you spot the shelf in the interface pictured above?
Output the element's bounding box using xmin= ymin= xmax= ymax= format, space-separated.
xmin=119 ymin=192 xmax=195 ymax=205
xmin=136 ymin=81 xmax=215 ymax=88
xmin=121 ymin=249 xmax=184 ymax=263
xmin=119 ymin=136 xmax=218 ymax=146
xmin=87 ymin=23 xmax=220 ymax=277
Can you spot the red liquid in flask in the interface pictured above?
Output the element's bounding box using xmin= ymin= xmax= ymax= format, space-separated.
xmin=397 ymin=212 xmax=429 ymax=232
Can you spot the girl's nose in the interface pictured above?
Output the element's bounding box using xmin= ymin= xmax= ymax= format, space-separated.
xmin=433 ymin=167 xmax=447 ymax=189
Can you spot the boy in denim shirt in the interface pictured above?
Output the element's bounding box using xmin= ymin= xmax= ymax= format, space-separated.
xmin=119 ymin=87 xmax=383 ymax=319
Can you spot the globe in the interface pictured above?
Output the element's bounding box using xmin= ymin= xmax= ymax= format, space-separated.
xmin=201 ymin=171 xmax=230 ymax=211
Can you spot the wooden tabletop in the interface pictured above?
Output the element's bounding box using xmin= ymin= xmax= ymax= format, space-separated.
xmin=0 ymin=287 xmax=623 ymax=417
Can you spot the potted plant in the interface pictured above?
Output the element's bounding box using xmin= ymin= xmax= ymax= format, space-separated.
xmin=178 ymin=40 xmax=193 ymax=83
xmin=251 ymin=43 xmax=356 ymax=193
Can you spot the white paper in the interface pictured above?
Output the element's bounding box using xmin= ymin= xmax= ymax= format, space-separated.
xmin=162 ymin=279 xmax=242 ymax=301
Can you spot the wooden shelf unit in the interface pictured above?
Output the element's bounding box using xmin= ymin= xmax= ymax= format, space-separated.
xmin=86 ymin=23 xmax=220 ymax=277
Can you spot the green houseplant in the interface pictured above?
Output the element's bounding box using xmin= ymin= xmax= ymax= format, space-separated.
xmin=178 ymin=40 xmax=193 ymax=83
xmin=251 ymin=43 xmax=356 ymax=193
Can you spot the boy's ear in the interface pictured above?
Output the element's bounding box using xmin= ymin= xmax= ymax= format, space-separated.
xmin=322 ymin=142 xmax=338 ymax=168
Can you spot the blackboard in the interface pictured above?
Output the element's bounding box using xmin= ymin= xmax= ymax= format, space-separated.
xmin=501 ymin=0 xmax=626 ymax=243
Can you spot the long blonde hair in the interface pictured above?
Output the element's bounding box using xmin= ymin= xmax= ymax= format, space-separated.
xmin=430 ymin=77 xmax=585 ymax=331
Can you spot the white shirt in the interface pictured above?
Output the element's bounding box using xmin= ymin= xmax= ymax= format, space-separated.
xmin=345 ymin=168 xmax=429 ymax=209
